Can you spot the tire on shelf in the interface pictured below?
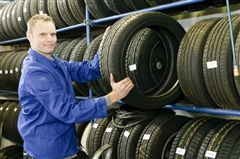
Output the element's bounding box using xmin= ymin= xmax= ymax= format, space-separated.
xmin=126 ymin=0 xmax=151 ymax=10
xmin=69 ymin=37 xmax=89 ymax=96
xmin=104 ymin=0 xmax=132 ymax=14
xmin=177 ymin=18 xmax=221 ymax=108
xmin=197 ymin=120 xmax=240 ymax=159
xmin=2 ymin=2 xmax=16 ymax=40
xmin=86 ymin=110 xmax=115 ymax=158
xmin=83 ymin=34 xmax=106 ymax=97
xmin=2 ymin=51 xmax=18 ymax=91
xmin=16 ymin=0 xmax=28 ymax=34
xmin=99 ymin=12 xmax=186 ymax=109
xmin=47 ymin=0 xmax=68 ymax=29
xmin=203 ymin=14 xmax=240 ymax=109
xmin=38 ymin=0 xmax=49 ymax=15
xmin=101 ymin=115 xmax=131 ymax=159
xmin=168 ymin=117 xmax=224 ymax=159
xmin=67 ymin=0 xmax=86 ymax=23
xmin=56 ymin=0 xmax=79 ymax=26
xmin=135 ymin=115 xmax=190 ymax=159
xmin=84 ymin=0 xmax=115 ymax=19
xmin=117 ymin=109 xmax=175 ymax=159
xmin=23 ymin=0 xmax=31 ymax=24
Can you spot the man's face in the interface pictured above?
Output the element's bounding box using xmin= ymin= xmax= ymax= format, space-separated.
xmin=27 ymin=20 xmax=57 ymax=55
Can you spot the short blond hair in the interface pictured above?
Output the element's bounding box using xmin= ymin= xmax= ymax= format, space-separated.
xmin=27 ymin=14 xmax=55 ymax=32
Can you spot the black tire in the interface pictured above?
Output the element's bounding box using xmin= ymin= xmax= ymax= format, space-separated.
xmin=203 ymin=14 xmax=240 ymax=109
xmin=0 ymin=51 xmax=15 ymax=90
xmin=67 ymin=0 xmax=85 ymax=23
xmin=6 ymin=1 xmax=22 ymax=38
xmin=56 ymin=0 xmax=79 ymax=26
xmin=2 ymin=51 xmax=18 ymax=91
xmin=84 ymin=0 xmax=115 ymax=19
xmin=177 ymin=18 xmax=221 ymax=108
xmin=126 ymin=0 xmax=151 ymax=10
xmin=23 ymin=0 xmax=31 ymax=24
xmin=83 ymin=34 xmax=106 ymax=96
xmin=198 ymin=120 xmax=240 ymax=159
xmin=2 ymin=2 xmax=15 ymax=39
xmin=99 ymin=12 xmax=185 ymax=109
xmin=101 ymin=116 xmax=131 ymax=159
xmin=169 ymin=117 xmax=223 ymax=159
xmin=117 ymin=116 xmax=157 ymax=159
xmin=197 ymin=119 xmax=230 ymax=159
xmin=38 ymin=0 xmax=49 ymax=15
xmin=136 ymin=115 xmax=190 ymax=159
xmin=69 ymin=37 xmax=89 ymax=96
xmin=54 ymin=40 xmax=72 ymax=58
xmin=11 ymin=0 xmax=25 ymax=37
xmin=30 ymin=0 xmax=39 ymax=17
xmin=14 ymin=51 xmax=28 ymax=88
xmin=17 ymin=0 xmax=28 ymax=34
xmin=86 ymin=110 xmax=115 ymax=158
xmin=47 ymin=0 xmax=68 ymax=29
xmin=126 ymin=28 xmax=178 ymax=95
xmin=104 ymin=0 xmax=132 ymax=14
xmin=217 ymin=123 xmax=240 ymax=159
xmin=60 ymin=38 xmax=82 ymax=61
xmin=2 ymin=101 xmax=18 ymax=140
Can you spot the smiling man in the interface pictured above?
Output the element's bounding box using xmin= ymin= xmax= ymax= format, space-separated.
xmin=18 ymin=14 xmax=134 ymax=159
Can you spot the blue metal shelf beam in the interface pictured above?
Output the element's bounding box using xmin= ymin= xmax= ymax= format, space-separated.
xmin=0 ymin=0 xmax=206 ymax=45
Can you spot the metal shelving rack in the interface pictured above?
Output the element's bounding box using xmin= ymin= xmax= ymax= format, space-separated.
xmin=0 ymin=0 xmax=239 ymax=117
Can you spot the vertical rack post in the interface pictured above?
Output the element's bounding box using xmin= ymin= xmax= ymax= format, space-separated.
xmin=226 ymin=0 xmax=239 ymax=76
xmin=85 ymin=5 xmax=93 ymax=98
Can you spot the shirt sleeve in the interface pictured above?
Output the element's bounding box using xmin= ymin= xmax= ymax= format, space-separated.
xmin=68 ymin=52 xmax=101 ymax=82
xmin=23 ymin=69 xmax=108 ymax=123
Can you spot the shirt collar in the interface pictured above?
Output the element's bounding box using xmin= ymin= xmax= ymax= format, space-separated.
xmin=28 ymin=48 xmax=63 ymax=67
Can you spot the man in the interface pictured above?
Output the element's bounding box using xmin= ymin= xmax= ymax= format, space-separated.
xmin=18 ymin=14 xmax=134 ymax=159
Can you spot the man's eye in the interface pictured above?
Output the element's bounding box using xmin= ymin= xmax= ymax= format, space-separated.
xmin=41 ymin=33 xmax=46 ymax=36
xmin=51 ymin=33 xmax=56 ymax=37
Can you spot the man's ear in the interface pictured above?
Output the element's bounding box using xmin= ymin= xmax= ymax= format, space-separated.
xmin=26 ymin=31 xmax=32 ymax=42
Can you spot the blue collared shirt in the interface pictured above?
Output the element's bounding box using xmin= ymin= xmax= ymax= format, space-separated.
xmin=18 ymin=48 xmax=108 ymax=159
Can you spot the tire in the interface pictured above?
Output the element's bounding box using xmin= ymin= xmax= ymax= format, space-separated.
xmin=17 ymin=0 xmax=28 ymax=34
xmin=203 ymin=14 xmax=240 ymax=109
xmin=136 ymin=115 xmax=190 ymax=159
xmin=47 ymin=0 xmax=68 ymax=28
xmin=2 ymin=51 xmax=18 ymax=91
xmin=126 ymin=0 xmax=151 ymax=10
xmin=101 ymin=116 xmax=131 ymax=159
xmin=198 ymin=120 xmax=240 ymax=159
xmin=84 ymin=0 xmax=115 ymax=19
xmin=56 ymin=0 xmax=79 ymax=26
xmin=104 ymin=0 xmax=132 ymax=14
xmin=69 ymin=37 xmax=89 ymax=96
xmin=168 ymin=117 xmax=223 ymax=159
xmin=38 ymin=0 xmax=48 ymax=15
xmin=60 ymin=38 xmax=82 ymax=61
xmin=177 ymin=18 xmax=221 ymax=108
xmin=99 ymin=12 xmax=185 ymax=109
xmin=67 ymin=0 xmax=86 ymax=23
xmin=83 ymin=34 xmax=106 ymax=96
xmin=86 ymin=110 xmax=115 ymax=158
xmin=126 ymin=28 xmax=177 ymax=95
